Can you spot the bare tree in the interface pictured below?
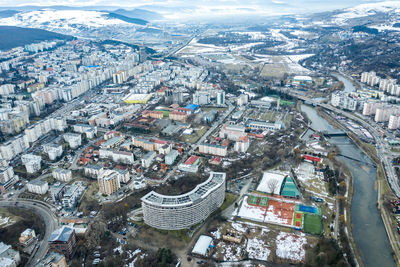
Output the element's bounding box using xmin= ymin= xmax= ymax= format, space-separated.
xmin=267 ymin=178 xmax=279 ymax=195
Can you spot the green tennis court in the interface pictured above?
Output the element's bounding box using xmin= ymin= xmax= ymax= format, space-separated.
xmin=248 ymin=196 xmax=259 ymax=205
xmin=259 ymin=197 xmax=268 ymax=207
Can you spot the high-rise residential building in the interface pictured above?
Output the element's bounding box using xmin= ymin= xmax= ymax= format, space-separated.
xmin=97 ymin=170 xmax=121 ymax=196
xmin=216 ymin=90 xmax=225 ymax=105
xmin=21 ymin=154 xmax=42 ymax=174
xmin=331 ymin=92 xmax=357 ymax=111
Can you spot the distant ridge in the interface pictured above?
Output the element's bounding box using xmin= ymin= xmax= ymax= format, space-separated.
xmin=0 ymin=26 xmax=73 ymax=51
xmin=106 ymin=12 xmax=148 ymax=25
xmin=112 ymin=8 xmax=162 ymax=21
xmin=0 ymin=10 xmax=19 ymax=18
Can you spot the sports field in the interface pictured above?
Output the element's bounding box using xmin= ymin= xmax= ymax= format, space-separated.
xmin=259 ymin=197 xmax=268 ymax=207
xmin=293 ymin=211 xmax=303 ymax=228
xmin=248 ymin=195 xmax=259 ymax=205
xmin=303 ymin=213 xmax=322 ymax=235
xmin=266 ymin=200 xmax=295 ymax=225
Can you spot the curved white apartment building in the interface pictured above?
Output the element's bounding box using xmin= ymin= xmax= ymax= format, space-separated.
xmin=141 ymin=172 xmax=226 ymax=230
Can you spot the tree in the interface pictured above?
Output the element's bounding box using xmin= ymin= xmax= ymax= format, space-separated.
xmin=267 ymin=178 xmax=279 ymax=195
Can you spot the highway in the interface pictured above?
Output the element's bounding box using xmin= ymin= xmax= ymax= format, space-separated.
xmin=0 ymin=199 xmax=59 ymax=266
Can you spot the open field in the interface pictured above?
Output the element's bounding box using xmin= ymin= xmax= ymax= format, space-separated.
xmin=209 ymin=220 xmax=309 ymax=264
xmin=181 ymin=125 xmax=209 ymax=143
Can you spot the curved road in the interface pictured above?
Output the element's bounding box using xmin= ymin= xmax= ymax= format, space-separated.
xmin=0 ymin=199 xmax=58 ymax=266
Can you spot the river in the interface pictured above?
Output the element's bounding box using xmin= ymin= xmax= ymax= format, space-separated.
xmin=301 ymin=104 xmax=395 ymax=267
xmin=333 ymin=73 xmax=357 ymax=93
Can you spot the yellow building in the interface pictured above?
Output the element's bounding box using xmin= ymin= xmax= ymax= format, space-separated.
xmin=98 ymin=170 xmax=121 ymax=196
xmin=123 ymin=93 xmax=153 ymax=104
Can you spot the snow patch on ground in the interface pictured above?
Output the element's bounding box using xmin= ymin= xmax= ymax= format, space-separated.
xmin=246 ymin=237 xmax=270 ymax=261
xmin=276 ymin=232 xmax=307 ymax=262
xmin=231 ymin=222 xmax=247 ymax=232
xmin=211 ymin=228 xmax=222 ymax=239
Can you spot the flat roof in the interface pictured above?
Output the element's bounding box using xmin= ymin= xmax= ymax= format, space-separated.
xmin=141 ymin=172 xmax=225 ymax=207
xmin=192 ymin=235 xmax=213 ymax=256
xmin=123 ymin=93 xmax=153 ymax=102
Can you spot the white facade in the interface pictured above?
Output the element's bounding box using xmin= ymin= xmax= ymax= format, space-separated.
xmin=84 ymin=165 xmax=104 ymax=178
xmin=27 ymin=180 xmax=48 ymax=194
xmin=216 ymin=91 xmax=225 ymax=105
xmin=43 ymin=144 xmax=63 ymax=161
xmin=21 ymin=154 xmax=42 ymax=173
xmin=99 ymin=149 xmax=134 ymax=164
xmin=237 ymin=94 xmax=249 ymax=106
xmin=362 ymin=102 xmax=382 ymax=116
xmin=63 ymin=133 xmax=82 ymax=149
xmin=52 ymin=168 xmax=72 ymax=182
xmin=234 ymin=136 xmax=250 ymax=153
xmin=219 ymin=124 xmax=246 ymax=141
xmin=331 ymin=92 xmax=357 ymax=111
xmin=389 ymin=114 xmax=400 ymax=130
xmin=141 ymin=172 xmax=226 ymax=230
xmin=141 ymin=151 xmax=156 ymax=168
xmin=193 ymin=91 xmax=211 ymax=105
xmin=73 ymin=124 xmax=97 ymax=139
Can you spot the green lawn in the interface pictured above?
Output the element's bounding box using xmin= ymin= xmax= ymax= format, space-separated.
xmin=303 ymin=213 xmax=322 ymax=235
xmin=220 ymin=193 xmax=238 ymax=211
xmin=181 ymin=126 xmax=209 ymax=143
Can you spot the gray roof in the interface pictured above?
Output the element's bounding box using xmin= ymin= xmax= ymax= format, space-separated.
xmin=141 ymin=172 xmax=225 ymax=207
xmin=48 ymin=226 xmax=74 ymax=243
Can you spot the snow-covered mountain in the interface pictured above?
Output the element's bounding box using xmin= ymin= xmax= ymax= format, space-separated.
xmin=332 ymin=1 xmax=400 ymax=24
xmin=304 ymin=1 xmax=400 ymax=32
xmin=2 ymin=10 xmax=125 ymax=28
xmin=0 ymin=9 xmax=150 ymax=39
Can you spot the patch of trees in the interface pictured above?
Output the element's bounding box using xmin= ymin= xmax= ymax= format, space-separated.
xmin=353 ymin=25 xmax=379 ymax=35
xmin=155 ymin=173 xmax=207 ymax=196
xmin=0 ymin=208 xmax=45 ymax=247
xmin=255 ymin=86 xmax=294 ymax=101
xmin=324 ymin=165 xmax=338 ymax=195
xmin=305 ymin=238 xmax=347 ymax=266
xmin=0 ymin=26 xmax=73 ymax=51
xmin=106 ymin=13 xmax=148 ymax=25
xmin=98 ymin=39 xmax=156 ymax=54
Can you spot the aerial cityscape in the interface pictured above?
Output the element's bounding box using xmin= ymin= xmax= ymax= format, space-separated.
xmin=0 ymin=0 xmax=400 ymax=266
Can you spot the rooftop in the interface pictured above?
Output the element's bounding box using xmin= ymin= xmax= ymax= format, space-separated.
xmin=192 ymin=235 xmax=213 ymax=256
xmin=48 ymin=226 xmax=74 ymax=243
xmin=141 ymin=172 xmax=225 ymax=207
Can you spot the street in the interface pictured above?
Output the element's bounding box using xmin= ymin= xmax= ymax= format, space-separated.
xmin=0 ymin=198 xmax=59 ymax=266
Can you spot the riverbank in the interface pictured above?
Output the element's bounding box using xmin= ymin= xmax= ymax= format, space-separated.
xmin=314 ymin=107 xmax=362 ymax=265
xmin=316 ymin=107 xmax=400 ymax=265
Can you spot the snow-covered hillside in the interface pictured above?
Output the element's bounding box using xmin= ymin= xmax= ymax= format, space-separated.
xmin=0 ymin=10 xmax=130 ymax=32
xmin=333 ymin=1 xmax=400 ymax=24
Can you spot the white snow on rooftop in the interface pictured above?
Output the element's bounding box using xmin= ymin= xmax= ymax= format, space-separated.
xmin=192 ymin=235 xmax=213 ymax=256
xmin=257 ymin=171 xmax=286 ymax=195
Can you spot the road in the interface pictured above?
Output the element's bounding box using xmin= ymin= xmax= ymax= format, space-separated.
xmin=0 ymin=198 xmax=59 ymax=266
xmin=163 ymin=101 xmax=235 ymax=181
